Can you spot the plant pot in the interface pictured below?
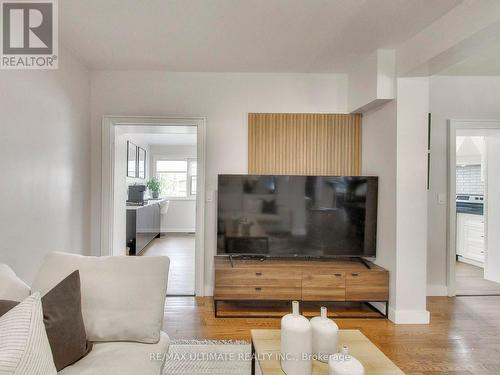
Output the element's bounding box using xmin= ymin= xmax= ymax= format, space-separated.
xmin=152 ymin=191 xmax=159 ymax=199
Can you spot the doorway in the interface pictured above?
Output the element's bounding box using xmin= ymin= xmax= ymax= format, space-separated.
xmin=101 ymin=116 xmax=206 ymax=297
xmin=448 ymin=120 xmax=500 ymax=296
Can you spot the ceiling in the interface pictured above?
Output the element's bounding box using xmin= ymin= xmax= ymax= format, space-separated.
xmin=440 ymin=44 xmax=500 ymax=76
xmin=117 ymin=125 xmax=197 ymax=134
xmin=60 ymin=0 xmax=462 ymax=72
xmin=457 ymin=129 xmax=500 ymax=137
xmin=126 ymin=133 xmax=197 ymax=146
xmin=116 ymin=125 xmax=197 ymax=146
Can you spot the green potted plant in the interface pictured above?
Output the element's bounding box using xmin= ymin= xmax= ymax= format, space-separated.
xmin=147 ymin=177 xmax=161 ymax=199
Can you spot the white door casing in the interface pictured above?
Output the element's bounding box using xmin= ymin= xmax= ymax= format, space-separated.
xmin=101 ymin=116 xmax=207 ymax=296
xmin=447 ymin=120 xmax=500 ymax=296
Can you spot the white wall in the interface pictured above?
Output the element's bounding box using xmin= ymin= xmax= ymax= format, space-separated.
xmin=150 ymin=145 xmax=197 ymax=233
xmin=348 ymin=49 xmax=395 ymax=112
xmin=89 ymin=71 xmax=348 ymax=294
xmin=394 ymin=77 xmax=429 ymax=323
xmin=362 ymin=78 xmax=430 ymax=324
xmin=0 ymin=48 xmax=91 ymax=283
xmin=428 ymin=76 xmax=500 ymax=295
xmin=162 ymin=200 xmax=196 ymax=233
xmin=362 ymin=101 xmax=397 ymax=306
xmin=150 ymin=144 xmax=196 ymax=160
xmin=456 ymin=136 xmax=483 ymax=165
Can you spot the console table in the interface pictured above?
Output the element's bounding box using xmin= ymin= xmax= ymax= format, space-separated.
xmin=214 ymin=257 xmax=389 ymax=318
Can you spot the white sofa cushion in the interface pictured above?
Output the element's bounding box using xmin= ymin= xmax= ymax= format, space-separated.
xmin=0 ymin=264 xmax=30 ymax=301
xmin=32 ymin=252 xmax=169 ymax=343
xmin=0 ymin=293 xmax=57 ymax=375
xmin=58 ymin=331 xmax=170 ymax=375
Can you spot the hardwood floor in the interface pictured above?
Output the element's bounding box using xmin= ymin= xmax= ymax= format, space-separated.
xmin=456 ymin=261 xmax=500 ymax=295
xmin=141 ymin=234 xmax=195 ymax=295
xmin=164 ymin=296 xmax=500 ymax=374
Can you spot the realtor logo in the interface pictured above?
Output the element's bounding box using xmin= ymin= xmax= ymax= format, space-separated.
xmin=1 ymin=0 xmax=58 ymax=69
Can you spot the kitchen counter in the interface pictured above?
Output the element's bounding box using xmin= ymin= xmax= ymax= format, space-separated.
xmin=126 ymin=198 xmax=169 ymax=210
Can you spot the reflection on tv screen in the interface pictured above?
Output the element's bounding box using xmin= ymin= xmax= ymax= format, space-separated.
xmin=217 ymin=175 xmax=378 ymax=258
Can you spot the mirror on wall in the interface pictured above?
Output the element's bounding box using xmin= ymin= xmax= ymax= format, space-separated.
xmin=127 ymin=141 xmax=137 ymax=177
xmin=138 ymin=147 xmax=146 ymax=179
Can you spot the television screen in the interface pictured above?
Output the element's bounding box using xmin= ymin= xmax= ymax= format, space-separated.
xmin=217 ymin=175 xmax=378 ymax=258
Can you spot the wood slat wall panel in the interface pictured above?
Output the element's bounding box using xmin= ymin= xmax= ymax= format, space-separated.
xmin=248 ymin=113 xmax=361 ymax=175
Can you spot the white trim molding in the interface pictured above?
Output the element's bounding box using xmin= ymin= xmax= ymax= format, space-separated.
xmin=101 ymin=115 xmax=207 ymax=297
xmin=163 ymin=228 xmax=196 ymax=233
xmin=447 ymin=119 xmax=500 ymax=297
xmin=388 ymin=308 xmax=430 ymax=324
xmin=457 ymin=256 xmax=483 ymax=268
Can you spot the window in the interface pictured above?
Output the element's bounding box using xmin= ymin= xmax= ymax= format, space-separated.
xmin=155 ymin=159 xmax=197 ymax=198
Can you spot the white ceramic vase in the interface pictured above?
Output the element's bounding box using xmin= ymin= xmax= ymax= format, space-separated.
xmin=280 ymin=301 xmax=312 ymax=375
xmin=311 ymin=307 xmax=339 ymax=363
xmin=328 ymin=345 xmax=365 ymax=375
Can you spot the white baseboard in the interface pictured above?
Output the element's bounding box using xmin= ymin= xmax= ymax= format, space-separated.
xmin=457 ymin=256 xmax=484 ymax=268
xmin=162 ymin=228 xmax=196 ymax=233
xmin=427 ymin=284 xmax=448 ymax=296
xmin=204 ymin=284 xmax=214 ymax=297
xmin=388 ymin=307 xmax=430 ymax=324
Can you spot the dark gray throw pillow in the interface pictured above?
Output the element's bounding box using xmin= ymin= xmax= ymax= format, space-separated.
xmin=0 ymin=270 xmax=92 ymax=371
xmin=0 ymin=300 xmax=18 ymax=316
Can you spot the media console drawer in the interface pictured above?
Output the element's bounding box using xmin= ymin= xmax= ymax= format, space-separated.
xmin=214 ymin=286 xmax=302 ymax=300
xmin=302 ymin=272 xmax=346 ymax=301
xmin=215 ymin=269 xmax=302 ymax=287
xmin=345 ymin=271 xmax=389 ymax=301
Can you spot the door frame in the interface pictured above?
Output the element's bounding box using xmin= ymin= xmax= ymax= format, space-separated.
xmin=101 ymin=115 xmax=207 ymax=296
xmin=447 ymin=119 xmax=500 ymax=296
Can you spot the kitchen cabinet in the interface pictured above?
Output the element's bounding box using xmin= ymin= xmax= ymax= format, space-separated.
xmin=457 ymin=213 xmax=485 ymax=264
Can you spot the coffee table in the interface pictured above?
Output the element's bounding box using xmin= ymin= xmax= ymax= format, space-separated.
xmin=250 ymin=329 xmax=405 ymax=375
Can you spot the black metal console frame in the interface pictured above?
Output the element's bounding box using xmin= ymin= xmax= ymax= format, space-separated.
xmin=213 ymin=299 xmax=388 ymax=319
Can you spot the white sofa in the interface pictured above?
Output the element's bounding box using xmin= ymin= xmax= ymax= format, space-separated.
xmin=0 ymin=252 xmax=171 ymax=375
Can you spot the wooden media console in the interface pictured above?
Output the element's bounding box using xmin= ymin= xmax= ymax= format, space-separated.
xmin=214 ymin=256 xmax=389 ymax=318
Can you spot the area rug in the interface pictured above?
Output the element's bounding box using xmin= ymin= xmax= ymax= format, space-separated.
xmin=162 ymin=339 xmax=251 ymax=375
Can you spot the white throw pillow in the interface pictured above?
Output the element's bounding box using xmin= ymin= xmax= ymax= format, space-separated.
xmin=32 ymin=252 xmax=169 ymax=343
xmin=0 ymin=293 xmax=57 ymax=375
xmin=0 ymin=264 xmax=30 ymax=301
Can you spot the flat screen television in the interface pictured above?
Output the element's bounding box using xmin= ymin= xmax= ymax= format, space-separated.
xmin=217 ymin=175 xmax=378 ymax=258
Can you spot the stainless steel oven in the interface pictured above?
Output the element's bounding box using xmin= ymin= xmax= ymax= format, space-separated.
xmin=456 ymin=194 xmax=484 ymax=215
